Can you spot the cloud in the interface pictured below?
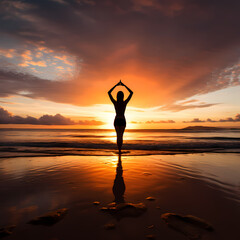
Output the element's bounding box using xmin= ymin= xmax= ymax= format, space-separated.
xmin=0 ymin=106 xmax=104 ymax=125
xmin=0 ymin=69 xmax=95 ymax=105
xmin=37 ymin=114 xmax=75 ymax=125
xmin=146 ymin=120 xmax=175 ymax=123
xmin=21 ymin=50 xmax=32 ymax=61
xmin=54 ymin=55 xmax=72 ymax=65
xmin=0 ymin=48 xmax=15 ymax=58
xmin=78 ymin=120 xmax=104 ymax=125
xmin=18 ymin=60 xmax=47 ymax=67
xmin=0 ymin=106 xmax=74 ymax=125
xmin=184 ymin=114 xmax=240 ymax=123
xmin=131 ymin=119 xmax=175 ymax=124
xmin=57 ymin=66 xmax=64 ymax=70
xmin=0 ymin=69 xmax=74 ymax=101
xmin=0 ymin=0 xmax=239 ymax=107
xmin=132 ymin=0 xmax=185 ymax=16
xmin=0 ymin=100 xmax=14 ymax=104
xmin=131 ymin=121 xmax=143 ymax=124
xmin=180 ymin=99 xmax=199 ymax=105
xmin=51 ymin=0 xmax=68 ymax=5
xmin=183 ymin=118 xmax=204 ymax=123
xmin=219 ymin=114 xmax=240 ymax=122
xmin=160 ymin=101 xmax=217 ymax=112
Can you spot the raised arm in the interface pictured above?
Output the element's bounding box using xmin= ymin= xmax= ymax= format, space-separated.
xmin=122 ymin=82 xmax=133 ymax=104
xmin=108 ymin=82 xmax=119 ymax=103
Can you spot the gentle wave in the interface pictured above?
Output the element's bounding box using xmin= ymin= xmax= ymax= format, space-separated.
xmin=1 ymin=140 xmax=240 ymax=148
xmin=1 ymin=139 xmax=240 ymax=157
xmin=1 ymin=128 xmax=240 ymax=157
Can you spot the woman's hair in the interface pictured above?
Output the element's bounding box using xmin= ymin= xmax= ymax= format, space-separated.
xmin=117 ymin=91 xmax=124 ymax=101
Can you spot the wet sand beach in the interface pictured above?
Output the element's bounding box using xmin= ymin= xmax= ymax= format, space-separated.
xmin=0 ymin=153 xmax=239 ymax=240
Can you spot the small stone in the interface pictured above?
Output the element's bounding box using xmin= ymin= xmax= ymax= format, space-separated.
xmin=0 ymin=225 xmax=16 ymax=238
xmin=28 ymin=208 xmax=68 ymax=226
xmin=161 ymin=213 xmax=214 ymax=240
xmin=145 ymin=234 xmax=155 ymax=239
xmin=100 ymin=207 xmax=108 ymax=211
xmin=100 ymin=202 xmax=147 ymax=219
xmin=146 ymin=197 xmax=155 ymax=201
xmin=146 ymin=225 xmax=154 ymax=229
xmin=93 ymin=201 xmax=100 ymax=205
xmin=104 ymin=223 xmax=116 ymax=230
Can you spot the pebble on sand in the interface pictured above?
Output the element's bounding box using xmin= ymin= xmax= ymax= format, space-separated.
xmin=104 ymin=223 xmax=116 ymax=230
xmin=146 ymin=197 xmax=156 ymax=201
xmin=146 ymin=225 xmax=155 ymax=229
xmin=100 ymin=207 xmax=108 ymax=211
xmin=0 ymin=225 xmax=16 ymax=238
xmin=145 ymin=234 xmax=155 ymax=239
xmin=93 ymin=201 xmax=100 ymax=205
xmin=101 ymin=202 xmax=147 ymax=219
xmin=28 ymin=208 xmax=68 ymax=226
xmin=161 ymin=213 xmax=214 ymax=240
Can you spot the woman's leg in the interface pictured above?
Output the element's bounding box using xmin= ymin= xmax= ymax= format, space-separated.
xmin=115 ymin=125 xmax=125 ymax=152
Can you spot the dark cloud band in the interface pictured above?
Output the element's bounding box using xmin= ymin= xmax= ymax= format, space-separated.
xmin=183 ymin=114 xmax=240 ymax=123
xmin=0 ymin=106 xmax=104 ymax=125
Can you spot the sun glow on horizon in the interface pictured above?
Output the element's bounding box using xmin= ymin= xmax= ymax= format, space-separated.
xmin=0 ymin=85 xmax=240 ymax=129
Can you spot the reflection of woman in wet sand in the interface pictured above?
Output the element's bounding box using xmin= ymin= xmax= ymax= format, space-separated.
xmin=112 ymin=153 xmax=125 ymax=203
xmin=108 ymin=80 xmax=133 ymax=153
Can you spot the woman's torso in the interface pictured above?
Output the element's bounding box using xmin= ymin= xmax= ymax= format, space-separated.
xmin=114 ymin=101 xmax=126 ymax=119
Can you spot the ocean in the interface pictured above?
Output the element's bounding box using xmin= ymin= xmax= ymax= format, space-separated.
xmin=0 ymin=128 xmax=240 ymax=158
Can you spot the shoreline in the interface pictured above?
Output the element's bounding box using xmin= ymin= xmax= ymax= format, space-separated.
xmin=1 ymin=148 xmax=240 ymax=159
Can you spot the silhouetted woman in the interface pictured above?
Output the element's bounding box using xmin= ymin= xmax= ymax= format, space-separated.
xmin=108 ymin=80 xmax=133 ymax=153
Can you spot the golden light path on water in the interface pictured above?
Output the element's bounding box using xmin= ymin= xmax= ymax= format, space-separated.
xmin=103 ymin=130 xmax=135 ymax=143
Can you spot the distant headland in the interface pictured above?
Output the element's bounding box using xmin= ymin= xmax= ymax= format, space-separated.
xmin=181 ymin=126 xmax=237 ymax=130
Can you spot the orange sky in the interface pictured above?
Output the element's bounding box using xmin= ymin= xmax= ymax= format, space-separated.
xmin=0 ymin=0 xmax=239 ymax=129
